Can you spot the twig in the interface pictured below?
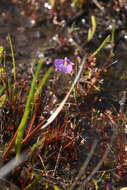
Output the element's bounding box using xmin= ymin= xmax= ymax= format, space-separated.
xmin=23 ymin=113 xmax=36 ymax=140
xmin=71 ymin=139 xmax=98 ymax=189
xmin=92 ymin=0 xmax=104 ymax=11
xmin=2 ymin=130 xmax=18 ymax=159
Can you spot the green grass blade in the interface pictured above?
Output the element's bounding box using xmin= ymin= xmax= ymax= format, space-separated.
xmin=15 ymin=59 xmax=45 ymax=157
xmin=0 ymin=46 xmax=4 ymax=65
xmin=34 ymin=66 xmax=53 ymax=104
xmin=110 ymin=24 xmax=115 ymax=57
xmin=0 ymin=68 xmax=6 ymax=97
xmin=91 ymin=35 xmax=111 ymax=57
xmin=8 ymin=35 xmax=16 ymax=91
xmin=88 ymin=15 xmax=96 ymax=41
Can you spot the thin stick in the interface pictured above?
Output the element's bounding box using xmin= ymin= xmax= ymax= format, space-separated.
xmin=25 ymin=113 xmax=36 ymax=137
xmin=2 ymin=130 xmax=18 ymax=159
xmin=71 ymin=139 xmax=98 ymax=189
xmin=92 ymin=0 xmax=104 ymax=11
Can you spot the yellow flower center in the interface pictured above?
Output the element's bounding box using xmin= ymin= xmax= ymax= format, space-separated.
xmin=64 ymin=61 xmax=68 ymax=66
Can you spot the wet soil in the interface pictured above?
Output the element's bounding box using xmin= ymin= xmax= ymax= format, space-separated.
xmin=0 ymin=0 xmax=126 ymax=93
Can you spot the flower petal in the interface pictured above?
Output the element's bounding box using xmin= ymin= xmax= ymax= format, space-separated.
xmin=54 ymin=57 xmax=73 ymax=73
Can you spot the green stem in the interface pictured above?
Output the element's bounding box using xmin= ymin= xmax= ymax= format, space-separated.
xmin=15 ymin=60 xmax=45 ymax=157
xmin=34 ymin=67 xmax=53 ymax=103
xmin=8 ymin=35 xmax=16 ymax=92
xmin=91 ymin=35 xmax=111 ymax=57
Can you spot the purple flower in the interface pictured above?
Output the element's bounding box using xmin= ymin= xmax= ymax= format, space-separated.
xmin=54 ymin=57 xmax=74 ymax=73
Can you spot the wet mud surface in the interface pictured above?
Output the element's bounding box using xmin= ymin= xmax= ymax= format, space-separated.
xmin=0 ymin=0 xmax=126 ymax=93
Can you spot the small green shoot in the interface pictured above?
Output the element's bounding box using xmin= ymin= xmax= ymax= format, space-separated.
xmin=110 ymin=24 xmax=115 ymax=57
xmin=88 ymin=15 xmax=96 ymax=41
xmin=0 ymin=67 xmax=6 ymax=103
xmin=68 ymin=23 xmax=80 ymax=33
xmin=54 ymin=185 xmax=62 ymax=190
xmin=91 ymin=35 xmax=111 ymax=57
xmin=0 ymin=46 xmax=4 ymax=65
xmin=92 ymin=179 xmax=99 ymax=190
xmin=92 ymin=172 xmax=106 ymax=190
xmin=72 ymin=0 xmax=84 ymax=9
xmin=0 ymin=94 xmax=6 ymax=107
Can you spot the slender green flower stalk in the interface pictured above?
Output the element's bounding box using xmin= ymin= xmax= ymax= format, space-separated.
xmin=8 ymin=35 xmax=16 ymax=93
xmin=34 ymin=66 xmax=53 ymax=104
